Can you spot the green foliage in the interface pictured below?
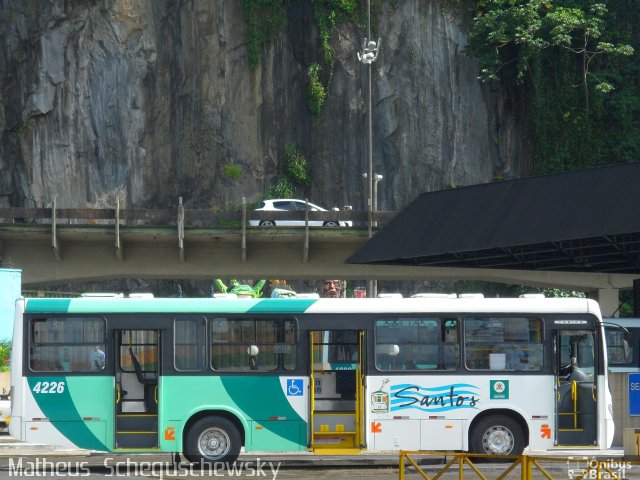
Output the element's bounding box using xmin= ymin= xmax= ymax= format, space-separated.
xmin=306 ymin=63 xmax=327 ymax=115
xmin=284 ymin=144 xmax=310 ymax=186
xmin=240 ymin=1 xmax=362 ymax=116
xmin=310 ymin=0 xmax=365 ymax=115
xmin=618 ymin=290 xmax=635 ymax=317
xmin=223 ymin=164 xmax=243 ymax=181
xmin=541 ymin=288 xmax=586 ymax=298
xmin=453 ymin=281 xmax=585 ymax=299
xmin=466 ymin=1 xmax=632 ymax=88
xmin=241 ymin=0 xmax=286 ymax=69
xmin=0 ymin=340 xmax=10 ymax=372
xmin=264 ymin=177 xmax=294 ymax=199
xmin=465 ymin=0 xmax=638 ymax=174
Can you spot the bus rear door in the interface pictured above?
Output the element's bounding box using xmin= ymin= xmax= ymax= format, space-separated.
xmin=309 ymin=330 xmax=365 ymax=453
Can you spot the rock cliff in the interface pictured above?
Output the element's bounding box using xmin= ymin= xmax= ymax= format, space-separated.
xmin=0 ymin=0 xmax=527 ymax=212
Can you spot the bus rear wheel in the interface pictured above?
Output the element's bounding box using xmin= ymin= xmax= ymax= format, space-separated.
xmin=471 ymin=414 xmax=525 ymax=459
xmin=184 ymin=417 xmax=241 ymax=466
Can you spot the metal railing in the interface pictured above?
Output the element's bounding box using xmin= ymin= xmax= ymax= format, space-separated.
xmin=399 ymin=450 xmax=638 ymax=480
xmin=0 ymin=200 xmax=397 ymax=229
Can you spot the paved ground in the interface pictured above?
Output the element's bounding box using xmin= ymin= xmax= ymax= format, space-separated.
xmin=0 ymin=432 xmax=630 ymax=460
xmin=1 ymin=434 xmax=639 ymax=478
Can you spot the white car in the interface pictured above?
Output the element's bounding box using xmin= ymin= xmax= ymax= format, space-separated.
xmin=250 ymin=199 xmax=352 ymax=227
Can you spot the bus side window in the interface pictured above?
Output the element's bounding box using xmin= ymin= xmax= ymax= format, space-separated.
xmin=29 ymin=317 xmax=106 ymax=373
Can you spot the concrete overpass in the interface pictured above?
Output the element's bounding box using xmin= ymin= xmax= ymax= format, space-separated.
xmin=0 ymin=205 xmax=634 ymax=315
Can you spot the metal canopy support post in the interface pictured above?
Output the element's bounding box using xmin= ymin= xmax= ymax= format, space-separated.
xmin=241 ymin=197 xmax=247 ymax=263
xmin=177 ymin=197 xmax=185 ymax=263
xmin=115 ymin=197 xmax=123 ymax=262
xmin=303 ymin=198 xmax=309 ymax=263
xmin=51 ymin=197 xmax=61 ymax=261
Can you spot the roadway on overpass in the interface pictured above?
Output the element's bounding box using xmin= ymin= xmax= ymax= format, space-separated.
xmin=0 ymin=207 xmax=634 ymax=305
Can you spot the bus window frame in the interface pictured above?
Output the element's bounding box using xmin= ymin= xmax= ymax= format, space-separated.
xmin=26 ymin=314 xmax=109 ymax=375
xmin=173 ymin=315 xmax=207 ymax=372
xmin=373 ymin=315 xmax=461 ymax=373
xmin=463 ymin=315 xmax=545 ymax=373
xmin=604 ymin=324 xmax=634 ymax=367
xmin=208 ymin=315 xmax=299 ymax=374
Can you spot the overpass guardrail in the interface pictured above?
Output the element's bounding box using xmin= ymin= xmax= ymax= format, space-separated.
xmin=0 ymin=199 xmax=398 ymax=266
xmin=0 ymin=200 xmax=397 ymax=229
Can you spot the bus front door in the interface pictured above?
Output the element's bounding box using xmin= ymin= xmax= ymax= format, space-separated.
xmin=114 ymin=329 xmax=160 ymax=449
xmin=309 ymin=330 xmax=365 ymax=453
xmin=555 ymin=330 xmax=598 ymax=446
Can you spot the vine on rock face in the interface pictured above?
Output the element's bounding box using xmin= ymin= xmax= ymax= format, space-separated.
xmin=242 ymin=0 xmax=287 ymax=69
xmin=242 ymin=0 xmax=363 ymax=115
xmin=306 ymin=63 xmax=327 ymax=115
xmin=464 ymin=0 xmax=637 ymax=174
xmin=264 ymin=144 xmax=311 ymax=199
xmin=264 ymin=177 xmax=294 ymax=199
xmin=284 ymin=144 xmax=311 ymax=186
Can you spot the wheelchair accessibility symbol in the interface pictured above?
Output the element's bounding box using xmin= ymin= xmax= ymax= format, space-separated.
xmin=287 ymin=379 xmax=303 ymax=396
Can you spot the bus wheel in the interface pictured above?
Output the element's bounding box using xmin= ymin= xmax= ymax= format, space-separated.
xmin=184 ymin=417 xmax=241 ymax=466
xmin=471 ymin=414 xmax=525 ymax=458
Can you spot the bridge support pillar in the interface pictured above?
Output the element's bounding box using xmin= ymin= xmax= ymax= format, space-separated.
xmin=590 ymin=288 xmax=619 ymax=317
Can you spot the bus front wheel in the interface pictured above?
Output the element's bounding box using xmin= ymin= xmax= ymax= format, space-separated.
xmin=184 ymin=416 xmax=241 ymax=466
xmin=470 ymin=414 xmax=525 ymax=458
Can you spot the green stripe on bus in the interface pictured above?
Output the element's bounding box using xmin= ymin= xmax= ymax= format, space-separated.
xmin=25 ymin=299 xmax=72 ymax=313
xmin=25 ymin=298 xmax=318 ymax=315
xmin=27 ymin=377 xmax=109 ymax=451
xmin=65 ymin=298 xmax=260 ymax=313
xmin=219 ymin=376 xmax=306 ymax=448
xmin=248 ymin=299 xmax=316 ymax=314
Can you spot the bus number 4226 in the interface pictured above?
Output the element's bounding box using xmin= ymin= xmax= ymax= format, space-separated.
xmin=32 ymin=381 xmax=66 ymax=394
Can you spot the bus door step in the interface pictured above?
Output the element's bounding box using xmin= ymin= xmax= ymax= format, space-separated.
xmin=115 ymin=413 xmax=158 ymax=448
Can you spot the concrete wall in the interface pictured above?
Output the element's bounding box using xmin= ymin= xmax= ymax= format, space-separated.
xmin=609 ymin=372 xmax=640 ymax=446
xmin=0 ymin=372 xmax=8 ymax=395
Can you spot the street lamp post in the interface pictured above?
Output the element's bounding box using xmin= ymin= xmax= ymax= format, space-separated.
xmin=362 ymin=172 xmax=383 ymax=227
xmin=358 ymin=0 xmax=381 ymax=299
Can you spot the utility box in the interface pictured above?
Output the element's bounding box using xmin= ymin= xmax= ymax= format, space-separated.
xmin=623 ymin=428 xmax=640 ymax=460
xmin=0 ymin=268 xmax=21 ymax=340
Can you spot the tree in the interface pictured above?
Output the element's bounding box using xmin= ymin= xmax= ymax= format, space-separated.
xmin=0 ymin=340 xmax=10 ymax=372
xmin=466 ymin=1 xmax=633 ymax=118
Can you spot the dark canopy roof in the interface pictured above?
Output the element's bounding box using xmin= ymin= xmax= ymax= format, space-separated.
xmin=347 ymin=162 xmax=640 ymax=273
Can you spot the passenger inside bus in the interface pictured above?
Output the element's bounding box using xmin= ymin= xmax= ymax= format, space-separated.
xmin=58 ymin=347 xmax=71 ymax=372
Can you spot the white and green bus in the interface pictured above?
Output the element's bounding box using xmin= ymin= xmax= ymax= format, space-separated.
xmin=9 ymin=295 xmax=613 ymax=463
